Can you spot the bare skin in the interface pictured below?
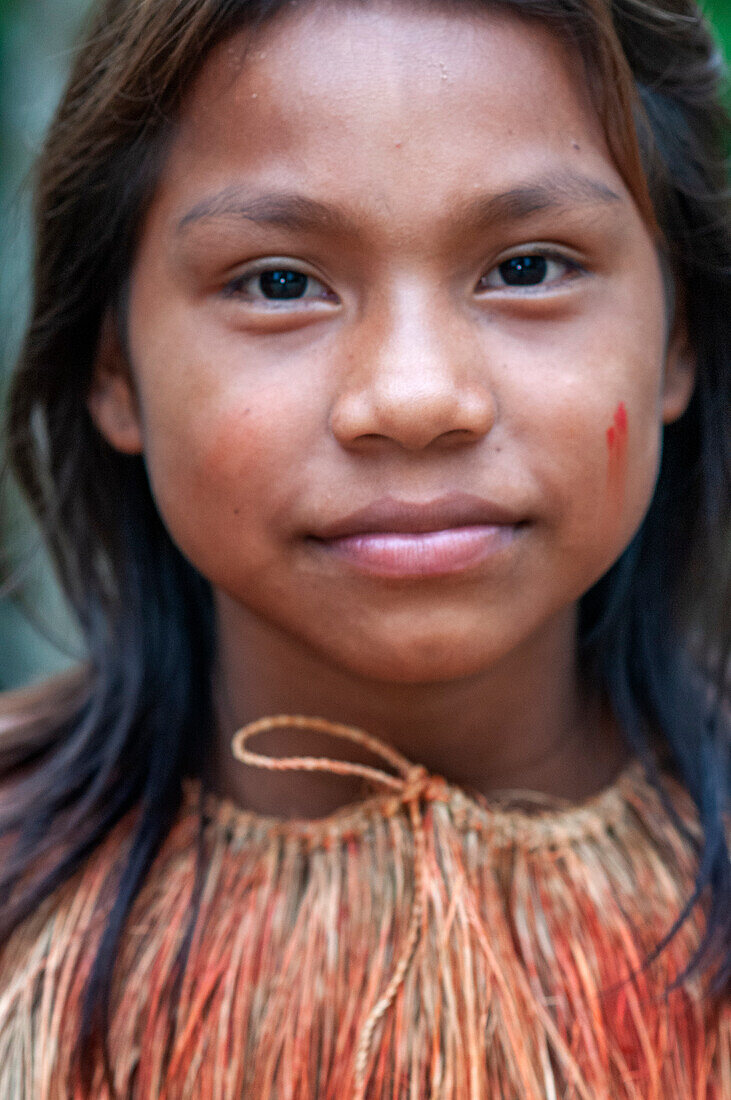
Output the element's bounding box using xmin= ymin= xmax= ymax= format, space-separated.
xmin=89 ymin=2 xmax=694 ymax=819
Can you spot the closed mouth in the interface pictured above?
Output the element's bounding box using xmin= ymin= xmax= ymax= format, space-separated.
xmin=311 ymin=491 xmax=526 ymax=541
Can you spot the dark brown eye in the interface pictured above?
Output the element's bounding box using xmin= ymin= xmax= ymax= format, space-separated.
xmin=258 ymin=269 xmax=310 ymax=299
xmin=224 ymin=265 xmax=335 ymax=304
xmin=478 ymin=252 xmax=581 ymax=292
xmin=498 ymin=255 xmax=548 ymax=286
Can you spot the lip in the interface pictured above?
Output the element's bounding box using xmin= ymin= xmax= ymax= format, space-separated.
xmin=311 ymin=492 xmax=524 ymax=539
xmin=309 ymin=492 xmax=526 ymax=578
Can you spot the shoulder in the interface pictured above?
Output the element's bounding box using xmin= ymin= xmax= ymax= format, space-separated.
xmin=0 ymin=809 xmax=137 ymax=1095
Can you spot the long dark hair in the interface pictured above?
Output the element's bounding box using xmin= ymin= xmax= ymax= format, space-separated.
xmin=1 ymin=0 xmax=729 ymax=1089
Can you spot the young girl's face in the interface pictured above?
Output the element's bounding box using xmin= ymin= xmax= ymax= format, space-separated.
xmin=92 ymin=1 xmax=693 ymax=684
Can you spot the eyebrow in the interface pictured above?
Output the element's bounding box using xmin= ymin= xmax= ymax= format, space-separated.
xmin=176 ymin=171 xmax=623 ymax=237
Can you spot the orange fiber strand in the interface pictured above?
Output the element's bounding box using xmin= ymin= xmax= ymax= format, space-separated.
xmin=0 ymin=713 xmax=728 ymax=1098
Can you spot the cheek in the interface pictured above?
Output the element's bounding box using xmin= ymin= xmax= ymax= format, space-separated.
xmin=551 ymin=393 xmax=662 ymax=556
xmin=137 ymin=373 xmax=304 ymax=581
xmin=509 ymin=333 xmax=664 ymax=552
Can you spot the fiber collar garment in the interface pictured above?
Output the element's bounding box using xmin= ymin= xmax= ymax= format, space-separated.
xmin=0 ymin=714 xmax=728 ymax=1098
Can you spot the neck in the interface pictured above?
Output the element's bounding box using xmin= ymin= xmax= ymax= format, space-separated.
xmin=205 ymin=596 xmax=630 ymax=820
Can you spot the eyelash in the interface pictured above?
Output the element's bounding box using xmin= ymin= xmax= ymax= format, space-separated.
xmin=221 ymin=250 xmax=584 ymax=305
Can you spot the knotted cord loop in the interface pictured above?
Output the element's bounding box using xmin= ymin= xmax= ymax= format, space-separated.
xmin=230 ymin=714 xmax=447 ymax=1100
xmin=398 ymin=763 xmax=450 ymax=808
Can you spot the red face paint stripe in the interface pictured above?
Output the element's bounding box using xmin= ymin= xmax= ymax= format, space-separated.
xmin=614 ymin=402 xmax=628 ymax=435
xmin=606 ymin=402 xmax=628 ymax=509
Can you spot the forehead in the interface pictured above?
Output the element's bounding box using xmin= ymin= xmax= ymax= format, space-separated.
xmin=151 ymin=1 xmax=630 ymax=241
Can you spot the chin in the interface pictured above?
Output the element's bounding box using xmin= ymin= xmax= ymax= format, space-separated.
xmin=317 ymin=632 xmax=501 ymax=685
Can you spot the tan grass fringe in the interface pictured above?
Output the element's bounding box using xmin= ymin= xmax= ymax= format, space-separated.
xmin=0 ymin=714 xmax=728 ymax=1098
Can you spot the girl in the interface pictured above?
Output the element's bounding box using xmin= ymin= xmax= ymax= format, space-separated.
xmin=0 ymin=0 xmax=728 ymax=1095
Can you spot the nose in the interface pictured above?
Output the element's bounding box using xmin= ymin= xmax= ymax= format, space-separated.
xmin=329 ymin=286 xmax=495 ymax=452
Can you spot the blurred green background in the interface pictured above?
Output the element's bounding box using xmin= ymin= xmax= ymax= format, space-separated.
xmin=0 ymin=0 xmax=729 ymax=691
